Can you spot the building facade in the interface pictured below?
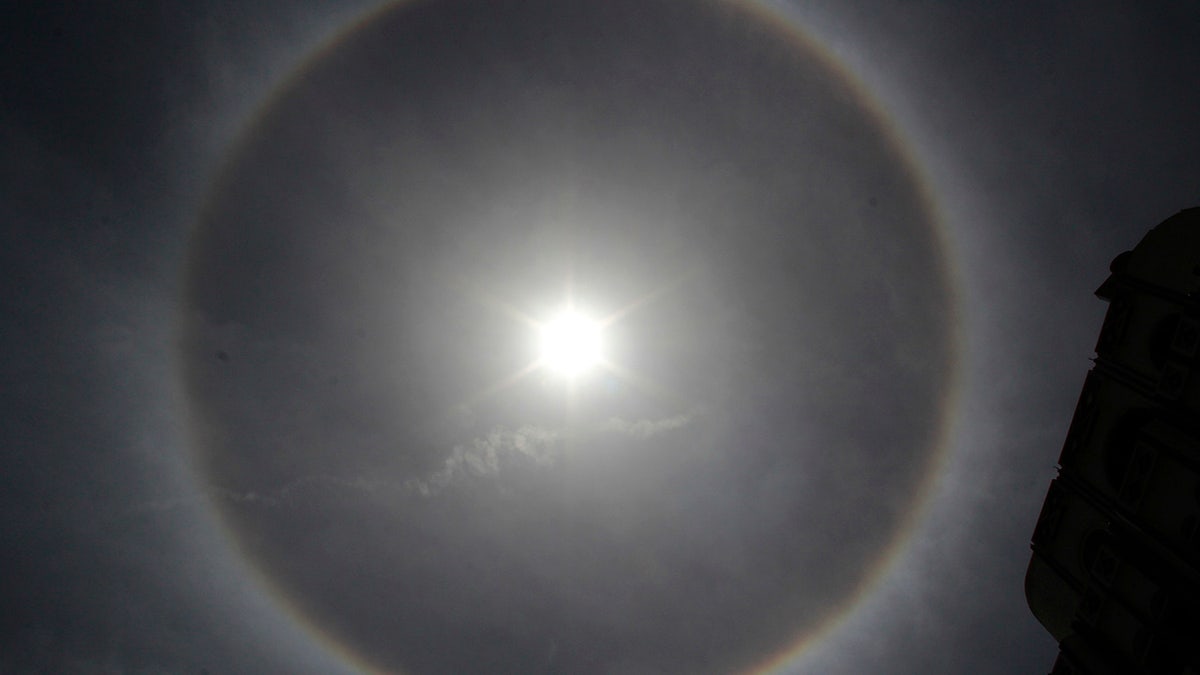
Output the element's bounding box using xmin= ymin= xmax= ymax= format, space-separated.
xmin=1026 ymin=208 xmax=1200 ymax=674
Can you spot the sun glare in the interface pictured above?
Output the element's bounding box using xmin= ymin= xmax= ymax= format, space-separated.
xmin=540 ymin=310 xmax=602 ymax=377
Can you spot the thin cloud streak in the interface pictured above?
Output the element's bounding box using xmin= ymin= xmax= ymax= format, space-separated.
xmin=196 ymin=412 xmax=698 ymax=502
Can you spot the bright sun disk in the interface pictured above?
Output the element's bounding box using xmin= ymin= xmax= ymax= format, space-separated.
xmin=540 ymin=310 xmax=602 ymax=376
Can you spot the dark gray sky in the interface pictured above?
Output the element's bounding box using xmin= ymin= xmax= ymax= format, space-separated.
xmin=2 ymin=1 xmax=1198 ymax=674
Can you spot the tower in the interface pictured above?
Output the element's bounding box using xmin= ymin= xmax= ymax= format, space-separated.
xmin=1026 ymin=208 xmax=1200 ymax=674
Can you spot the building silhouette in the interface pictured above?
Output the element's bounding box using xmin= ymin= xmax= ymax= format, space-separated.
xmin=1026 ymin=208 xmax=1200 ymax=674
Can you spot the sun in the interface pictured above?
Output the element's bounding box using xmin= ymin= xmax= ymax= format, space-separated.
xmin=539 ymin=310 xmax=602 ymax=377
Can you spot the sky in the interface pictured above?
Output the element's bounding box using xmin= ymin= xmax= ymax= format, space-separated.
xmin=1 ymin=1 xmax=1198 ymax=674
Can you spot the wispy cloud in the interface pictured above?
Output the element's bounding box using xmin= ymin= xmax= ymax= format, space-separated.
xmin=188 ymin=412 xmax=699 ymax=504
xmin=405 ymin=424 xmax=562 ymax=496
xmin=599 ymin=412 xmax=694 ymax=439
xmin=406 ymin=412 xmax=698 ymax=495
